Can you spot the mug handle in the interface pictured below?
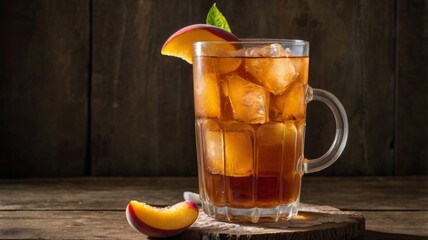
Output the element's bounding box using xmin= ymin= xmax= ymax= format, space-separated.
xmin=302 ymin=87 xmax=349 ymax=174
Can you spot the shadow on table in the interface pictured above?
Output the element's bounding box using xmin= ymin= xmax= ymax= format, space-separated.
xmin=361 ymin=230 xmax=427 ymax=240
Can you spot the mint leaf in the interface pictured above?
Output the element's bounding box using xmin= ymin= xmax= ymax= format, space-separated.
xmin=206 ymin=3 xmax=232 ymax=32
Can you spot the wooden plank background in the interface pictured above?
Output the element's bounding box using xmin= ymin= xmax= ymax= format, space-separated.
xmin=0 ymin=0 xmax=89 ymax=177
xmin=395 ymin=0 xmax=428 ymax=175
xmin=0 ymin=0 xmax=426 ymax=177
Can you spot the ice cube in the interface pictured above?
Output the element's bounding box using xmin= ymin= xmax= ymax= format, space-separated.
xmin=245 ymin=56 xmax=298 ymax=95
xmin=290 ymin=57 xmax=309 ymax=85
xmin=203 ymin=121 xmax=254 ymax=176
xmin=233 ymin=43 xmax=298 ymax=95
xmin=194 ymin=69 xmax=221 ymax=118
xmin=268 ymin=43 xmax=291 ymax=57
xmin=204 ymin=129 xmax=224 ymax=174
xmin=236 ymin=43 xmax=291 ymax=57
xmin=270 ymin=83 xmax=307 ymax=121
xmin=202 ymin=120 xmax=223 ymax=175
xmin=224 ymin=123 xmax=254 ymax=177
xmin=224 ymin=131 xmax=253 ymax=176
xmin=227 ymin=74 xmax=270 ymax=124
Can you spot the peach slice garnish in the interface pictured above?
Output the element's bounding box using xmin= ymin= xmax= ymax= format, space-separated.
xmin=126 ymin=200 xmax=199 ymax=238
xmin=161 ymin=24 xmax=239 ymax=64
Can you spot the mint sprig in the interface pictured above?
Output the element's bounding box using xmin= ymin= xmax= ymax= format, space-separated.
xmin=206 ymin=3 xmax=232 ymax=33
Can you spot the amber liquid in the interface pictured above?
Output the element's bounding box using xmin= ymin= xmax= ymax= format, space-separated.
xmin=205 ymin=172 xmax=302 ymax=208
xmin=194 ymin=55 xmax=308 ymax=209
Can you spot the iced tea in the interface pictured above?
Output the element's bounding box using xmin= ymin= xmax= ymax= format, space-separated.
xmin=193 ymin=43 xmax=309 ymax=214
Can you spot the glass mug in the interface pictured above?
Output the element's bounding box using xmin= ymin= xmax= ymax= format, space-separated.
xmin=193 ymin=40 xmax=348 ymax=223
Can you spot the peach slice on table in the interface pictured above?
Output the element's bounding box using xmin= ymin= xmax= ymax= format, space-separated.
xmin=126 ymin=200 xmax=199 ymax=238
xmin=161 ymin=24 xmax=239 ymax=64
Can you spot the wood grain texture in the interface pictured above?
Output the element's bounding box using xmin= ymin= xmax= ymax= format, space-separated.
xmin=0 ymin=211 xmax=142 ymax=240
xmin=0 ymin=0 xmax=89 ymax=177
xmin=183 ymin=205 xmax=364 ymax=240
xmin=181 ymin=204 xmax=365 ymax=240
xmin=90 ymin=0 xmax=205 ymax=176
xmin=0 ymin=177 xmax=425 ymax=211
xmin=395 ymin=0 xmax=428 ymax=175
xmin=0 ymin=177 xmax=426 ymax=239
xmin=0 ymin=177 xmax=199 ymax=210
xmin=300 ymin=177 xmax=428 ymax=211
xmin=1 ymin=210 xmax=425 ymax=240
xmin=362 ymin=211 xmax=428 ymax=239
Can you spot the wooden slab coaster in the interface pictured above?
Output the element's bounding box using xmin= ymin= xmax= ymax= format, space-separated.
xmin=181 ymin=203 xmax=365 ymax=240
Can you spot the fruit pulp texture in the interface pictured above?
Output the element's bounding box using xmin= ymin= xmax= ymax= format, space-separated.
xmin=194 ymin=55 xmax=308 ymax=208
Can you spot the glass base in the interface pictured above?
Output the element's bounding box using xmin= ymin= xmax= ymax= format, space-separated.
xmin=202 ymin=200 xmax=299 ymax=223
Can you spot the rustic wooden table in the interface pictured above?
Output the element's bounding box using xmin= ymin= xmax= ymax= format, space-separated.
xmin=0 ymin=177 xmax=426 ymax=239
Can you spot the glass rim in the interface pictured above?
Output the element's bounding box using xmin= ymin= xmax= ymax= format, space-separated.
xmin=194 ymin=38 xmax=309 ymax=46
